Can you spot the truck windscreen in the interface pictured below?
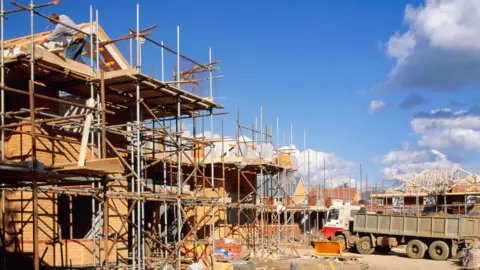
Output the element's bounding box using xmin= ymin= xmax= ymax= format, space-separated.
xmin=327 ymin=209 xmax=339 ymax=222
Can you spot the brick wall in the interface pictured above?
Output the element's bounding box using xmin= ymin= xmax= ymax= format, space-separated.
xmin=1 ymin=188 xmax=126 ymax=267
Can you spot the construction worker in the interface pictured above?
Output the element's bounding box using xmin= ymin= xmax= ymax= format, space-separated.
xmin=36 ymin=14 xmax=85 ymax=62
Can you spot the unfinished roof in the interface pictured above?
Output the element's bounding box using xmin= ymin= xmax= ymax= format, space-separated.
xmin=3 ymin=23 xmax=223 ymax=117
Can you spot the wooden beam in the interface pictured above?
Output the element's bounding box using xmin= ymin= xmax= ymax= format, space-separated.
xmin=103 ymin=176 xmax=110 ymax=269
xmin=95 ymin=23 xmax=130 ymax=70
xmin=78 ymin=98 xmax=95 ymax=166
xmin=52 ymin=158 xmax=124 ymax=174
xmin=22 ymin=45 xmax=94 ymax=77
xmin=101 ymin=71 xmax=107 ymax=159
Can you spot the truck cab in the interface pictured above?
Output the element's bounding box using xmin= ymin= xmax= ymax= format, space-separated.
xmin=323 ymin=200 xmax=361 ymax=238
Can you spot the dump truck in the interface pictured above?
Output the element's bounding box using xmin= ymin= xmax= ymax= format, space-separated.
xmin=330 ymin=210 xmax=480 ymax=260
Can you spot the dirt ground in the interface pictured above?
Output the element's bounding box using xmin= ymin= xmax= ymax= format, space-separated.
xmin=277 ymin=245 xmax=463 ymax=270
xmin=344 ymin=248 xmax=461 ymax=270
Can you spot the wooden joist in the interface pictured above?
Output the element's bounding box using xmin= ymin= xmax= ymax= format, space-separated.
xmin=21 ymin=45 xmax=95 ymax=77
xmin=51 ymin=157 xmax=125 ymax=174
xmin=77 ymin=98 xmax=95 ymax=166
xmin=95 ymin=23 xmax=130 ymax=70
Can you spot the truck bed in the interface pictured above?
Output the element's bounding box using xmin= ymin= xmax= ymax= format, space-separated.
xmin=354 ymin=214 xmax=480 ymax=240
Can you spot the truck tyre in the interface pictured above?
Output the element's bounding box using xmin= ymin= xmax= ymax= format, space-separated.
xmin=428 ymin=241 xmax=449 ymax=261
xmin=356 ymin=236 xmax=374 ymax=255
xmin=406 ymin=239 xmax=426 ymax=259
xmin=333 ymin=235 xmax=347 ymax=251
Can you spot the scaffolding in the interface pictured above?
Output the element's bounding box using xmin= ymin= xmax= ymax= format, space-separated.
xmin=0 ymin=1 xmax=335 ymax=269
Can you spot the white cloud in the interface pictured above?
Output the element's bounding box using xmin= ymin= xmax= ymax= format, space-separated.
xmin=411 ymin=113 xmax=480 ymax=133
xmin=376 ymin=105 xmax=480 ymax=180
xmin=418 ymin=129 xmax=480 ymax=150
xmin=411 ymin=106 xmax=480 ymax=151
xmin=454 ymin=109 xmax=468 ymax=116
xmin=382 ymin=0 xmax=480 ymax=91
xmin=292 ymin=148 xmax=357 ymax=188
xmin=408 ymin=0 xmax=480 ymax=50
xmin=387 ymin=31 xmax=416 ymax=64
xmin=377 ymin=143 xmax=457 ymax=179
xmin=369 ymin=100 xmax=386 ymax=114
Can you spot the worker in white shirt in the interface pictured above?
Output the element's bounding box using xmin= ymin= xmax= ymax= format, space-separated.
xmin=36 ymin=14 xmax=85 ymax=62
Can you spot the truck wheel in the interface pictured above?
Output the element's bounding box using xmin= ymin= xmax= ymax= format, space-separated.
xmin=428 ymin=241 xmax=449 ymax=261
xmin=406 ymin=239 xmax=426 ymax=259
xmin=333 ymin=235 xmax=346 ymax=251
xmin=356 ymin=236 xmax=374 ymax=255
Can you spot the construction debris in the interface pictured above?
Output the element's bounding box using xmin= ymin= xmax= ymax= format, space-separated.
xmin=461 ymin=240 xmax=480 ymax=269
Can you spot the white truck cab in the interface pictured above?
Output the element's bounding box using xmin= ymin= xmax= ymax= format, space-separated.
xmin=324 ymin=200 xmax=361 ymax=238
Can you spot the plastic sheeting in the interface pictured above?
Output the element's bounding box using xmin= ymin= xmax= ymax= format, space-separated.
xmin=258 ymin=143 xmax=274 ymax=162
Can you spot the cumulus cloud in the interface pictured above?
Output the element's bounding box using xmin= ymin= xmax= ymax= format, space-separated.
xmin=369 ymin=100 xmax=386 ymax=114
xmin=400 ymin=93 xmax=429 ymax=109
xmin=381 ymin=0 xmax=480 ymax=91
xmin=418 ymin=129 xmax=480 ymax=150
xmin=377 ymin=143 xmax=458 ymax=179
xmin=292 ymin=148 xmax=357 ymax=187
xmin=376 ymin=105 xmax=480 ymax=180
xmin=411 ymin=106 xmax=480 ymax=150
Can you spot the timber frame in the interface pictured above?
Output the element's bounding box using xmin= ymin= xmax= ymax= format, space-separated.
xmin=0 ymin=1 xmax=327 ymax=270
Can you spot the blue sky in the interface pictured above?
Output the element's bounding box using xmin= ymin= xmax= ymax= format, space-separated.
xmin=6 ymin=0 xmax=480 ymax=187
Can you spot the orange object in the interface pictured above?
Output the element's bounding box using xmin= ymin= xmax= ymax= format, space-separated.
xmin=312 ymin=240 xmax=343 ymax=257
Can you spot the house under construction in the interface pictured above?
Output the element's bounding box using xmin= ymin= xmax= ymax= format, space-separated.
xmin=370 ymin=169 xmax=480 ymax=216
xmin=0 ymin=1 xmax=331 ymax=269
